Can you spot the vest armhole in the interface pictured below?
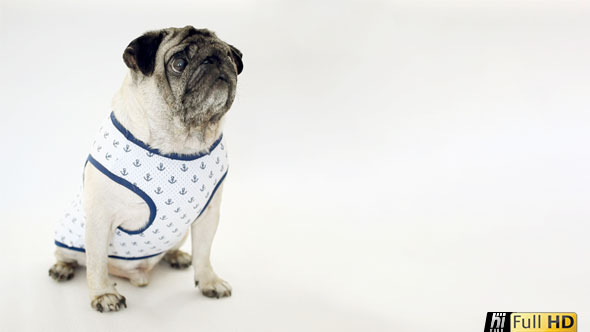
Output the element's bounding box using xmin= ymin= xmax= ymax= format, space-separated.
xmin=86 ymin=155 xmax=157 ymax=235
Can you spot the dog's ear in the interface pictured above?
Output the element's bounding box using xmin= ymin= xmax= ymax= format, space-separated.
xmin=123 ymin=31 xmax=165 ymax=76
xmin=228 ymin=44 xmax=243 ymax=75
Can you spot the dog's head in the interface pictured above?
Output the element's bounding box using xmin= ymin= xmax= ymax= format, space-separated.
xmin=123 ymin=26 xmax=243 ymax=129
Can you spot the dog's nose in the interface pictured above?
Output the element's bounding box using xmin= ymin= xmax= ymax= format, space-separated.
xmin=201 ymin=56 xmax=220 ymax=65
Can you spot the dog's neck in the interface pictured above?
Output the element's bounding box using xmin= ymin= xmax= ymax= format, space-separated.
xmin=111 ymin=73 xmax=224 ymax=155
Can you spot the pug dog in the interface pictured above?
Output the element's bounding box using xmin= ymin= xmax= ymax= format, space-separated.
xmin=48 ymin=26 xmax=243 ymax=312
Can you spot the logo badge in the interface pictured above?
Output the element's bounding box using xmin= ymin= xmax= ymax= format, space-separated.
xmin=484 ymin=312 xmax=576 ymax=332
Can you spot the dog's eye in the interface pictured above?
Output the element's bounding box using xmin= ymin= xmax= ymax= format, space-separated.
xmin=171 ymin=58 xmax=188 ymax=73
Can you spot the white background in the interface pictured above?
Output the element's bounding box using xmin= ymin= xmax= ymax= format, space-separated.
xmin=1 ymin=0 xmax=589 ymax=331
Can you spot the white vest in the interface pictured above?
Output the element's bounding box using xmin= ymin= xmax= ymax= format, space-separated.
xmin=54 ymin=112 xmax=228 ymax=260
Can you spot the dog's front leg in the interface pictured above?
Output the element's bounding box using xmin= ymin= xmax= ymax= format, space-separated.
xmin=84 ymin=166 xmax=127 ymax=312
xmin=191 ymin=183 xmax=232 ymax=298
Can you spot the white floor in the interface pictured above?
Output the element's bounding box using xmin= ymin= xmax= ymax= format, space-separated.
xmin=1 ymin=1 xmax=589 ymax=331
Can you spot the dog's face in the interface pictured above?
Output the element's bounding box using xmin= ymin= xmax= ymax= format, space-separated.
xmin=123 ymin=26 xmax=243 ymax=129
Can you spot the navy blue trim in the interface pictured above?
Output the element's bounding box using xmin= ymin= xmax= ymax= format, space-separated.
xmin=55 ymin=241 xmax=86 ymax=253
xmin=110 ymin=112 xmax=223 ymax=161
xmin=196 ymin=169 xmax=228 ymax=220
xmin=55 ymin=241 xmax=163 ymax=260
xmin=83 ymin=158 xmax=89 ymax=182
xmin=87 ymin=155 xmax=157 ymax=235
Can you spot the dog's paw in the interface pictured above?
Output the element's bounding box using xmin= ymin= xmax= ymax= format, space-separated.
xmin=48 ymin=261 xmax=77 ymax=281
xmin=91 ymin=293 xmax=127 ymax=313
xmin=163 ymin=250 xmax=192 ymax=269
xmin=196 ymin=277 xmax=232 ymax=298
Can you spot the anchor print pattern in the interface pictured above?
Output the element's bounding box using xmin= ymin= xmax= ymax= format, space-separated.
xmin=54 ymin=113 xmax=228 ymax=259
